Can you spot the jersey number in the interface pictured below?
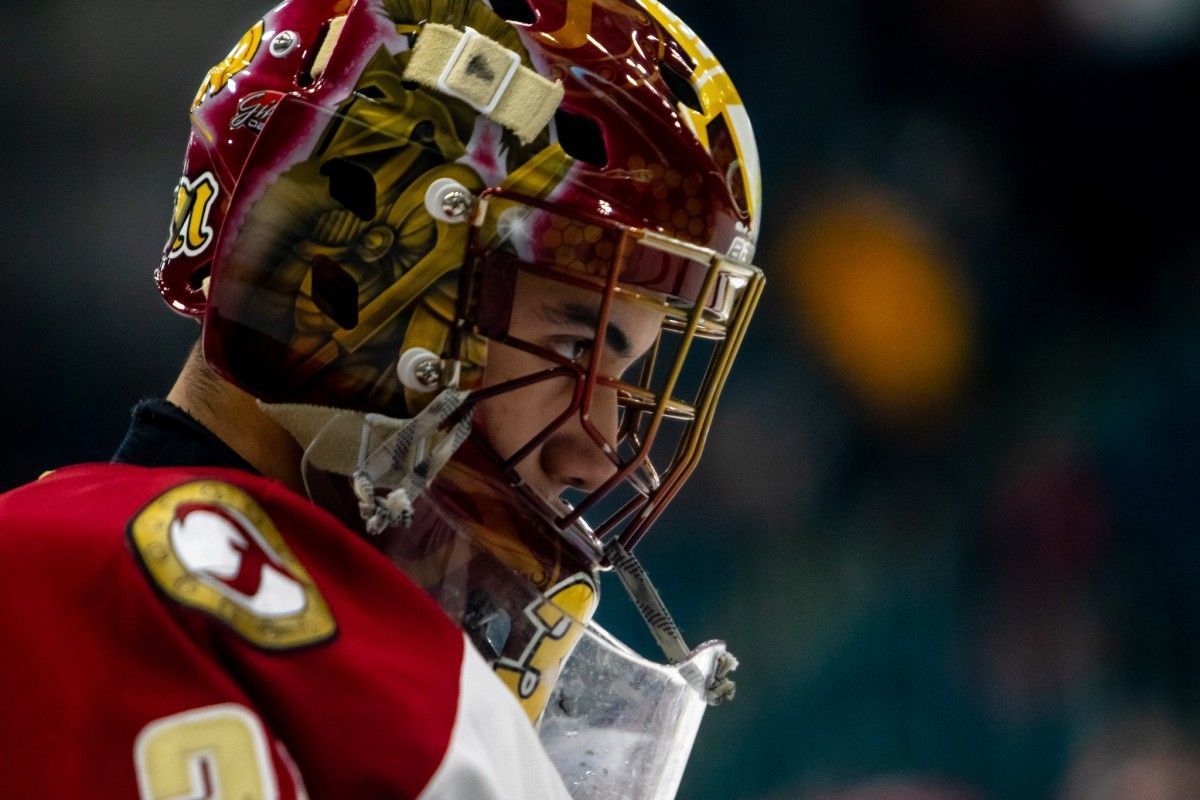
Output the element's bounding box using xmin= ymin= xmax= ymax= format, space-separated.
xmin=134 ymin=704 xmax=279 ymax=800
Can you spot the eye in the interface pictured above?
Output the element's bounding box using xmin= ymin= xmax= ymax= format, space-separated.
xmin=549 ymin=337 xmax=592 ymax=362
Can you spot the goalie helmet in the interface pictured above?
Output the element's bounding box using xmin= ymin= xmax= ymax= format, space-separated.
xmin=158 ymin=0 xmax=764 ymax=731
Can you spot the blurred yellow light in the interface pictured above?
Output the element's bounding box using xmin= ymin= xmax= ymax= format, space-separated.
xmin=780 ymin=188 xmax=973 ymax=417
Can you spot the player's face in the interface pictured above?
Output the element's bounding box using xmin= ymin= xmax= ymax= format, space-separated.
xmin=480 ymin=271 xmax=664 ymax=502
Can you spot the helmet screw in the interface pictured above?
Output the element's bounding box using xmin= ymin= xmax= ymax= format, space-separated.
xmin=270 ymin=31 xmax=301 ymax=58
xmin=397 ymin=348 xmax=443 ymax=391
xmin=441 ymin=190 xmax=470 ymax=219
xmin=424 ymin=178 xmax=474 ymax=224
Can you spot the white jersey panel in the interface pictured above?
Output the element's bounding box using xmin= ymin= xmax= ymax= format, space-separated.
xmin=417 ymin=634 xmax=572 ymax=800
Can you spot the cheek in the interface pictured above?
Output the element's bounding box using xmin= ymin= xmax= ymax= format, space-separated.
xmin=479 ymin=341 xmax=576 ymax=460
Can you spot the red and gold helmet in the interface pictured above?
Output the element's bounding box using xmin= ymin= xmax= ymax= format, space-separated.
xmin=159 ymin=0 xmax=763 ymax=578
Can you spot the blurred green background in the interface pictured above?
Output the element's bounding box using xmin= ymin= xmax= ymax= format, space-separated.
xmin=1 ymin=1 xmax=1198 ymax=798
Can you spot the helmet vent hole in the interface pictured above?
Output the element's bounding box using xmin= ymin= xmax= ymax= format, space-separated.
xmin=554 ymin=110 xmax=608 ymax=168
xmin=488 ymin=0 xmax=536 ymax=24
xmin=659 ymin=64 xmax=703 ymax=113
xmin=298 ymin=15 xmax=346 ymax=87
xmin=298 ymin=20 xmax=331 ymax=88
xmin=321 ymin=159 xmax=377 ymax=221
xmin=705 ymin=114 xmax=748 ymax=216
xmin=310 ymin=255 xmax=360 ymax=330
xmin=356 ymin=84 xmax=387 ymax=100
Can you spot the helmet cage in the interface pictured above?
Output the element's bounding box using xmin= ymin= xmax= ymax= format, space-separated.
xmin=457 ymin=189 xmax=764 ymax=557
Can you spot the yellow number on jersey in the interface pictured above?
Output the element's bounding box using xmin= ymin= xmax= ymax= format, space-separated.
xmin=134 ymin=704 xmax=278 ymax=800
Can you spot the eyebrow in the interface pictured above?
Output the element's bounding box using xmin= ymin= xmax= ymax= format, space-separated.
xmin=540 ymin=301 xmax=632 ymax=357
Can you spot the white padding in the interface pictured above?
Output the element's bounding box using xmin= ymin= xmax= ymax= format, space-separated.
xmin=310 ymin=15 xmax=347 ymax=82
xmin=418 ymin=635 xmax=572 ymax=799
xmin=404 ymin=24 xmax=563 ymax=145
xmin=258 ymin=402 xmax=368 ymax=474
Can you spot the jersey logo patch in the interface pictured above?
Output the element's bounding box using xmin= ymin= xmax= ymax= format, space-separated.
xmin=128 ymin=480 xmax=337 ymax=650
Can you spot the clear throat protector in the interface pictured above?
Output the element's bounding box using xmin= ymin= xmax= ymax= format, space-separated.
xmin=267 ymin=396 xmax=736 ymax=800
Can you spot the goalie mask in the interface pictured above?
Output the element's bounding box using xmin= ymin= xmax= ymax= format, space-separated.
xmin=159 ymin=0 xmax=763 ymax=793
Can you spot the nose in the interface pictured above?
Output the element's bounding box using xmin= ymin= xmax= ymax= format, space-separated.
xmin=538 ymin=384 xmax=620 ymax=493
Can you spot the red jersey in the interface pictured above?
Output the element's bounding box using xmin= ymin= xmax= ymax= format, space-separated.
xmin=0 ymin=463 xmax=570 ymax=799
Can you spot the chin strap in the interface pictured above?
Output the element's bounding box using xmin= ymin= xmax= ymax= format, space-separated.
xmin=350 ymin=389 xmax=473 ymax=535
xmin=260 ymin=389 xmax=473 ymax=536
xmin=605 ymin=540 xmax=738 ymax=705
